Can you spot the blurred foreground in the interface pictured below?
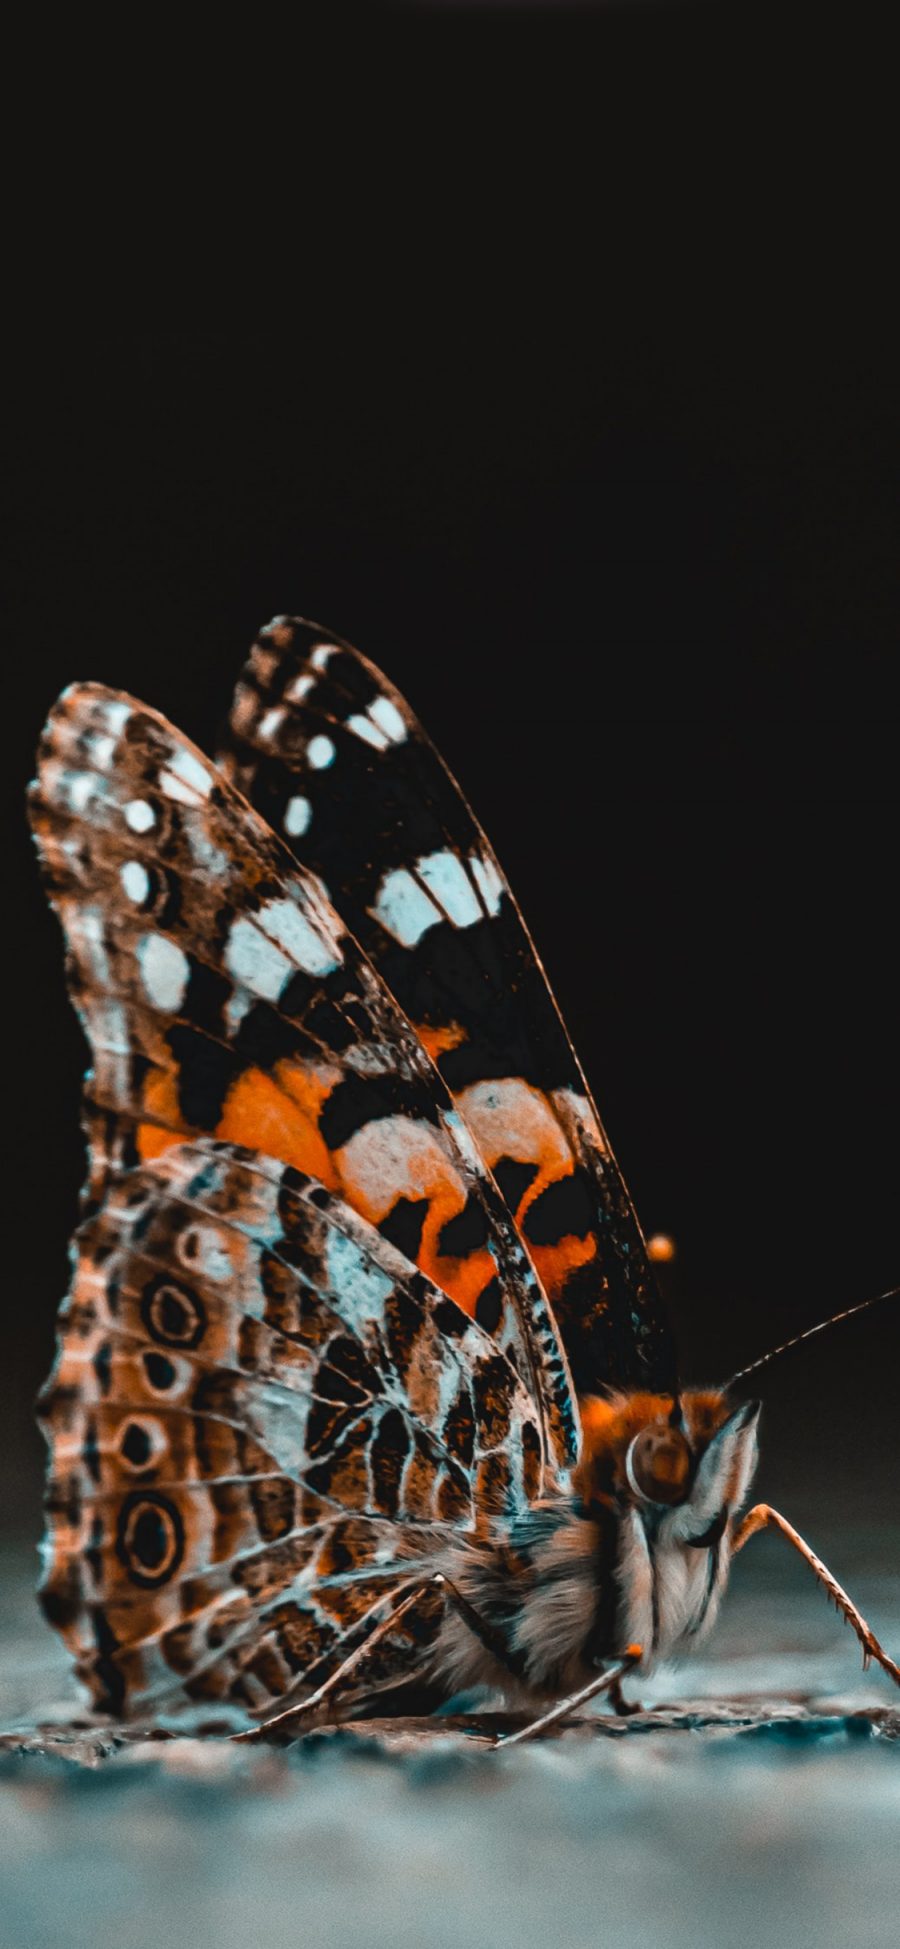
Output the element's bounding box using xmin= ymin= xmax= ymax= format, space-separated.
xmin=1 ymin=1506 xmax=898 ymax=1949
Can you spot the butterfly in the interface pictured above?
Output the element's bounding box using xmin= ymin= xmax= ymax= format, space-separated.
xmin=29 ymin=616 xmax=899 ymax=1739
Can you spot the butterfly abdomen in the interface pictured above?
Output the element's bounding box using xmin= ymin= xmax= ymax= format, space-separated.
xmin=430 ymin=1505 xmax=616 ymax=1702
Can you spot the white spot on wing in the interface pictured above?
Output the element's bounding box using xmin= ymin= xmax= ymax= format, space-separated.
xmin=257 ymin=897 xmax=341 ymax=978
xmin=307 ymin=734 xmax=335 ymax=770
xmin=91 ymin=999 xmax=130 ymax=1061
xmin=75 ymin=908 xmax=110 ymax=982
xmin=89 ymin=1010 xmax=130 ymax=1100
xmin=455 ymin=1080 xmax=572 ymax=1175
xmin=368 ymin=695 xmax=407 ymax=744
xmin=442 ymin=1106 xmax=488 ymax=1172
xmin=469 ymin=853 xmax=504 ymax=917
xmin=283 ymin=795 xmax=312 ymax=837
xmin=125 ymin=798 xmax=156 ymax=833
xmin=65 ymin=771 xmax=97 ymax=812
xmin=160 ymin=747 xmax=213 ymax=802
xmin=159 ymin=770 xmax=198 ymax=805
xmin=338 ymin=1117 xmax=459 ymax=1221
xmin=224 ymin=917 xmax=292 ymax=1001
xmin=308 ymin=869 xmax=337 ymax=914
xmin=369 ymin=866 xmax=441 ymax=946
xmin=324 ymin=1225 xmax=394 ymax=1335
xmin=138 ymin=933 xmax=190 ymax=1012
xmin=259 ymin=707 xmax=285 ymax=742
xmin=225 ymin=988 xmax=254 ymax=1034
xmin=346 ymin=712 xmax=390 ymax=751
xmin=185 ymin=826 xmax=229 ymax=877
xmin=102 ymin=701 xmax=132 ymax=736
xmin=310 ymin=644 xmax=335 ymax=672
xmin=436 ymin=1352 xmax=464 ymax=1424
xmin=178 ymin=1223 xmax=233 ymax=1282
xmin=286 ymin=673 xmax=315 ymax=704
xmin=120 ymin=860 xmax=150 ymax=906
xmin=343 ymin=1042 xmax=397 ymax=1078
xmin=417 ymin=850 xmax=482 ymax=928
xmin=88 ymin=733 xmax=116 ymax=771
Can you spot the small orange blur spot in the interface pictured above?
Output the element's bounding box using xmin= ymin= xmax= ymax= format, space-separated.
xmin=646 ymin=1234 xmax=677 ymax=1264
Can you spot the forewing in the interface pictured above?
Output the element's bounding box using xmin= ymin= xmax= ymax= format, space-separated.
xmin=29 ymin=684 xmax=577 ymax=1474
xmin=40 ymin=1138 xmax=545 ymax=1717
xmin=218 ymin=617 xmax=676 ymax=1396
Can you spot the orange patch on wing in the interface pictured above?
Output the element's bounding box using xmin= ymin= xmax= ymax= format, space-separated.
xmin=136 ymin=1068 xmax=192 ymax=1162
xmin=336 ymin=1117 xmax=495 ymax=1319
xmin=529 ymin=1232 xmax=597 ymax=1308
xmin=215 ymin=1065 xmax=339 ymax=1186
xmin=410 ymin=1165 xmax=499 ymax=1318
xmin=272 ymin=1058 xmax=337 ymax=1128
xmin=414 ymin=1021 xmax=467 ymax=1064
xmin=426 ymin=1246 xmax=499 ymax=1320
xmin=137 ymin=1123 xmax=184 ymax=1162
xmin=457 ymin=1080 xmax=589 ymax=1306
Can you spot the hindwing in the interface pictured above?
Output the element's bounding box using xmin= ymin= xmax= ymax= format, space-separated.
xmin=39 ymin=1139 xmax=545 ymax=1717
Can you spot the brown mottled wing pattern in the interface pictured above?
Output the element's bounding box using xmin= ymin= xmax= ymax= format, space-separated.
xmin=29 ymin=684 xmax=577 ymax=1477
xmin=40 ymin=1139 xmax=545 ymax=1717
xmin=218 ymin=618 xmax=676 ymax=1398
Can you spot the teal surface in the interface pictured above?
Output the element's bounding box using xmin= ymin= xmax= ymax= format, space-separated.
xmin=1 ymin=1511 xmax=898 ymax=1949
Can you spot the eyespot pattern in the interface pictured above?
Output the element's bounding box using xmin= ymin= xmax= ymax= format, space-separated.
xmin=116 ymin=1491 xmax=185 ymax=1588
xmin=140 ymin=1275 xmax=207 ymax=1349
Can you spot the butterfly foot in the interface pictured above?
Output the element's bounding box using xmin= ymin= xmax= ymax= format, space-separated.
xmin=494 ymin=1647 xmax=643 ymax=1748
xmin=233 ymin=1698 xmax=344 ymax=1746
xmin=607 ymin=1675 xmax=642 ymax=1716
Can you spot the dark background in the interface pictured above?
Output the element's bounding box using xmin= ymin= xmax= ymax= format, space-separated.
xmin=4 ymin=3 xmax=897 ymax=1544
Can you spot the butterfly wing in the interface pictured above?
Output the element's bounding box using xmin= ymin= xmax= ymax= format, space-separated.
xmin=29 ymin=683 xmax=577 ymax=1476
xmin=41 ymin=1138 xmax=544 ymax=1717
xmin=218 ymin=617 xmax=676 ymax=1397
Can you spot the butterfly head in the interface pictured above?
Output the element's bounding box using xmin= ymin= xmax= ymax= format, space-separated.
xmin=575 ymin=1389 xmax=760 ymax=1532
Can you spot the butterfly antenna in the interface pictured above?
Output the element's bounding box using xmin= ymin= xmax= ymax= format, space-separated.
xmin=727 ymin=1286 xmax=899 ymax=1390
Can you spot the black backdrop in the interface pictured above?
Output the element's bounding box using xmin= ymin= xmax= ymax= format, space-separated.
xmin=4 ymin=3 xmax=898 ymax=1538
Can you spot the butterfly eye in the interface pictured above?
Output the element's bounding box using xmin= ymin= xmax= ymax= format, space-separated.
xmin=625 ymin=1424 xmax=692 ymax=1505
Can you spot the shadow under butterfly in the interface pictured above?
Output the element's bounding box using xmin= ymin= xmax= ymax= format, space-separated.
xmin=28 ymin=616 xmax=899 ymax=1745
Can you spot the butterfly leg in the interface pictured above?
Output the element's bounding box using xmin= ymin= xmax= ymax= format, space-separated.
xmin=732 ymin=1504 xmax=900 ymax=1686
xmin=236 ymin=1573 xmax=531 ymax=1744
xmin=494 ymin=1646 xmax=644 ymax=1749
xmin=234 ymin=1579 xmax=437 ymax=1743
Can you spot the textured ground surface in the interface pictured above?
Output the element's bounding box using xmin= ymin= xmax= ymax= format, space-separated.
xmin=1 ymin=1512 xmax=898 ymax=1949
